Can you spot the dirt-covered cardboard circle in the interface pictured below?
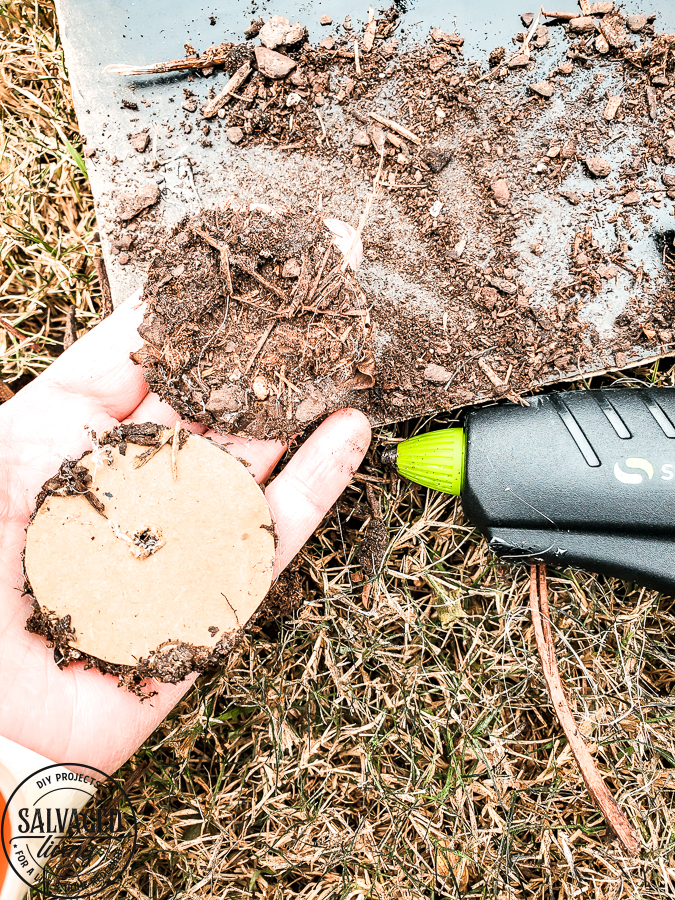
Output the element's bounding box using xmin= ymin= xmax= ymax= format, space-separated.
xmin=24 ymin=430 xmax=275 ymax=668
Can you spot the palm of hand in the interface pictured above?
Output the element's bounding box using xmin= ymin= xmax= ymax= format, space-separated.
xmin=0 ymin=294 xmax=370 ymax=773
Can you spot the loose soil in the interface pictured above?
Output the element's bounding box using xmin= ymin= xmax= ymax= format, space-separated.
xmin=130 ymin=8 xmax=675 ymax=439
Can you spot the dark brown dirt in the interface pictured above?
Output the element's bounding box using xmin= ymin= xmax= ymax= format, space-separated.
xmin=23 ymin=424 xmax=298 ymax=696
xmin=131 ymin=10 xmax=675 ymax=439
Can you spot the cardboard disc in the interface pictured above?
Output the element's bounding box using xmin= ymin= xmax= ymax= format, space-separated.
xmin=24 ymin=432 xmax=275 ymax=667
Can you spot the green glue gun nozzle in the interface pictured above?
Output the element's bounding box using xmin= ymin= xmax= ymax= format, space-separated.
xmin=383 ymin=428 xmax=466 ymax=495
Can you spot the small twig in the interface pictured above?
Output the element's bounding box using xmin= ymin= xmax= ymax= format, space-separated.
xmin=245 ymin=323 xmax=276 ymax=373
xmin=341 ymin=147 xmax=385 ymax=273
xmin=315 ymin=110 xmax=327 ymax=139
xmin=104 ymin=44 xmax=238 ymax=77
xmin=170 ymin=421 xmax=180 ymax=481
xmin=354 ymin=39 xmax=361 ymax=76
xmin=521 ymin=7 xmax=544 ymax=58
xmin=368 ymin=111 xmax=420 ymax=145
xmin=231 ymin=255 xmax=291 ymax=304
xmin=541 ymin=10 xmax=578 ymax=20
xmin=529 ymin=564 xmax=641 ymax=857
xmin=0 ymin=316 xmax=41 ymax=353
xmin=63 ymin=305 xmax=77 ymax=349
xmin=202 ymin=61 xmax=253 ymax=118
xmin=93 ymin=254 xmax=113 ymax=317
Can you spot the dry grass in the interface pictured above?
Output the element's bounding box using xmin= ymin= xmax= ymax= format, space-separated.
xmin=0 ymin=0 xmax=101 ymax=389
xmin=4 ymin=4 xmax=675 ymax=899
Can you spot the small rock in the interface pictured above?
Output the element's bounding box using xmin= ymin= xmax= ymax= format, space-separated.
xmin=252 ymin=375 xmax=269 ymax=401
xmin=83 ymin=147 xmax=96 ymax=158
xmin=487 ymin=276 xmax=517 ymax=295
xmin=653 ymin=74 xmax=670 ymax=87
xmin=424 ymin=363 xmax=453 ymax=383
xmin=603 ymin=95 xmax=622 ymax=120
xmin=226 ymin=126 xmax=245 ymax=144
xmin=259 ymin=15 xmax=304 ymax=49
xmin=182 ymin=97 xmax=197 ymax=112
xmin=491 ymin=178 xmax=510 ymax=206
xmin=558 ymin=188 xmax=580 ymax=204
xmin=590 ymin=1 xmax=614 ymax=13
xmin=599 ymin=14 xmax=628 ymax=48
xmin=254 ymin=46 xmax=297 ymax=79
xmin=116 ymin=184 xmax=161 ymax=221
xmin=595 ymin=34 xmax=610 ymax=53
xmin=626 ymin=13 xmax=647 ymax=32
xmin=429 ymin=200 xmax=443 ymax=218
xmin=569 ymin=16 xmax=596 ymax=33
xmin=622 ymin=190 xmax=640 ymax=206
xmin=244 ymin=17 xmax=264 ymax=39
xmin=282 ymin=258 xmax=302 ymax=278
xmin=521 ymin=12 xmax=535 ymax=27
xmin=421 ymin=148 xmax=453 ymax=173
xmin=295 ymin=396 xmax=327 ymax=423
xmin=286 ymin=92 xmax=302 ymax=107
xmin=320 ymin=14 xmax=332 ymax=25
xmin=171 ymin=264 xmax=185 ymax=278
xmin=430 ymin=28 xmax=464 ymax=46
xmin=661 ymin=172 xmax=675 ymax=187
xmin=532 ymin=24 xmax=549 ymax=48
xmin=368 ymin=123 xmax=387 ymax=154
xmin=118 ymin=252 xmax=130 ymax=265
xmin=508 ymin=52 xmax=531 ymax=68
xmin=585 ymin=155 xmax=611 ymax=177
xmin=598 ymin=264 xmax=619 ymax=278
xmin=319 ymin=35 xmax=335 ymax=50
xmin=560 ymin=139 xmax=577 ymax=159
xmin=353 ymin=130 xmax=371 ymax=147
xmin=615 ymin=351 xmax=627 ymax=368
xmin=558 ymin=61 xmax=574 ymax=74
xmin=129 ymin=130 xmax=150 ymax=152
xmin=352 ymin=154 xmax=362 ymax=168
xmin=529 ymin=81 xmax=554 ymax=99
xmin=547 ymin=145 xmax=561 ymax=158
xmin=666 ymin=138 xmax=675 ymax=158
xmin=575 ymin=252 xmax=589 ymax=267
xmin=429 ymin=54 xmax=450 ymax=73
xmin=206 ymin=385 xmax=245 ymax=415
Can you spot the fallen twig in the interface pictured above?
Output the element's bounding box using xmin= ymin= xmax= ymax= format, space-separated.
xmin=202 ymin=61 xmax=253 ymax=118
xmin=93 ymin=254 xmax=114 ymax=317
xmin=529 ymin=564 xmax=641 ymax=857
xmin=362 ymin=8 xmax=377 ymax=53
xmin=104 ymin=43 xmax=236 ymax=77
xmin=368 ymin=111 xmax=420 ymax=145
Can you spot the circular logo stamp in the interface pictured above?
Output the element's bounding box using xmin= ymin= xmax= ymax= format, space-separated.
xmin=1 ymin=763 xmax=137 ymax=898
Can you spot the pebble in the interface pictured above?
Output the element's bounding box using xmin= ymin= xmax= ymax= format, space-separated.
xmin=560 ymin=139 xmax=577 ymax=159
xmin=590 ymin=1 xmax=614 ymax=13
xmin=569 ymin=16 xmax=596 ymax=33
xmin=254 ymin=46 xmax=297 ymax=79
xmin=259 ymin=15 xmax=304 ymax=49
xmin=226 ymin=126 xmax=245 ymax=144
xmin=599 ymin=14 xmax=628 ymax=48
xmin=429 ymin=54 xmax=450 ymax=73
xmin=626 ymin=13 xmax=647 ymax=33
xmin=487 ymin=276 xmax=517 ymax=295
xmin=252 ymin=376 xmax=270 ymax=401
xmin=521 ymin=12 xmax=534 ymax=27
xmin=320 ymin=14 xmax=332 ymax=25
xmin=558 ymin=62 xmax=574 ymax=74
xmin=533 ymin=25 xmax=549 ymax=49
xmin=603 ymin=95 xmax=622 ymax=120
xmin=598 ymin=264 xmax=619 ymax=279
xmin=295 ymin=396 xmax=327 ymax=423
xmin=118 ymin=252 xmax=130 ymax=265
xmin=286 ymin=92 xmax=302 ymax=107
xmin=491 ymin=178 xmax=510 ymax=206
xmin=429 ymin=200 xmax=443 ymax=218
xmin=218 ymin=109 xmax=226 ymax=119
xmin=576 ymin=252 xmax=589 ymax=266
xmin=666 ymin=138 xmax=675 ymax=158
xmin=595 ymin=34 xmax=610 ymax=53
xmin=585 ymin=155 xmax=611 ymax=177
xmin=661 ymin=172 xmax=675 ymax=187
xmin=558 ymin=188 xmax=580 ymax=205
xmin=508 ymin=53 xmax=531 ymax=68
xmin=622 ymin=190 xmax=640 ymax=206
xmin=353 ymin=130 xmax=371 ymax=146
xmin=206 ymin=386 xmax=245 ymax=414
xmin=129 ymin=131 xmax=150 ymax=152
xmin=319 ymin=35 xmax=335 ymax=50
xmin=529 ymin=81 xmax=554 ymax=99
xmin=421 ymin=148 xmax=452 ymax=173
xmin=182 ymin=97 xmax=197 ymax=112
xmin=430 ymin=28 xmax=464 ymax=47
xmin=116 ymin=184 xmax=161 ymax=221
xmin=281 ymin=258 xmax=302 ymax=278
xmin=424 ymin=363 xmax=452 ymax=383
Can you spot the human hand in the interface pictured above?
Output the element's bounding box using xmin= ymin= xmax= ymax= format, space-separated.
xmin=0 ymin=292 xmax=370 ymax=775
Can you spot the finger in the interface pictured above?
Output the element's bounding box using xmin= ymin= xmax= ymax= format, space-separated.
xmin=204 ymin=429 xmax=287 ymax=483
xmin=265 ymin=409 xmax=371 ymax=576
